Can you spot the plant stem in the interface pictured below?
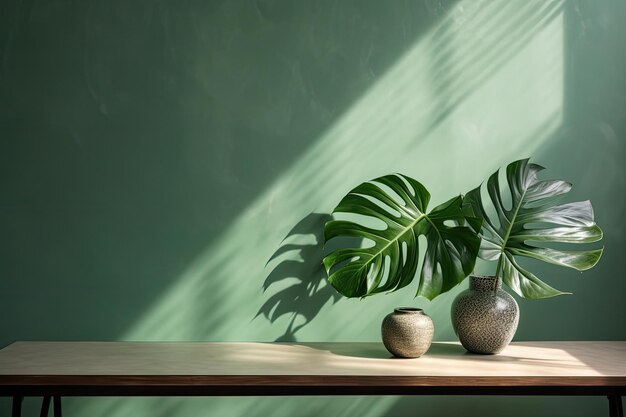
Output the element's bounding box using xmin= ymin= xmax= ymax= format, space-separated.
xmin=493 ymin=254 xmax=503 ymax=292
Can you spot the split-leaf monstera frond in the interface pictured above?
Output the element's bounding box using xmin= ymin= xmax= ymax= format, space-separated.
xmin=323 ymin=174 xmax=481 ymax=300
xmin=462 ymin=158 xmax=603 ymax=299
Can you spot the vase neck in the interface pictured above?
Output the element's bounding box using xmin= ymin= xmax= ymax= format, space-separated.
xmin=469 ymin=275 xmax=501 ymax=291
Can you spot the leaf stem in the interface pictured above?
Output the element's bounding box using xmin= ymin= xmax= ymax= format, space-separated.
xmin=493 ymin=254 xmax=503 ymax=292
xmin=493 ymin=183 xmax=527 ymax=294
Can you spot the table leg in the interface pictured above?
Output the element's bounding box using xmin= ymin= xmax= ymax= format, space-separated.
xmin=40 ymin=396 xmax=51 ymax=417
xmin=11 ymin=396 xmax=23 ymax=417
xmin=53 ymin=396 xmax=62 ymax=417
xmin=609 ymin=395 xmax=624 ymax=417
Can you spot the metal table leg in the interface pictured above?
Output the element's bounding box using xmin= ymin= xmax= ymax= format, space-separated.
xmin=11 ymin=396 xmax=23 ymax=417
xmin=53 ymin=396 xmax=62 ymax=417
xmin=40 ymin=396 xmax=51 ymax=417
xmin=609 ymin=395 xmax=624 ymax=417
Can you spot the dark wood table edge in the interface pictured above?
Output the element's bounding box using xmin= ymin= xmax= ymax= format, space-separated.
xmin=2 ymin=376 xmax=624 ymax=417
xmin=1 ymin=375 xmax=625 ymax=396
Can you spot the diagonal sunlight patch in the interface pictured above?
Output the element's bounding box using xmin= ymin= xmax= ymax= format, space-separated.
xmin=69 ymin=1 xmax=565 ymax=416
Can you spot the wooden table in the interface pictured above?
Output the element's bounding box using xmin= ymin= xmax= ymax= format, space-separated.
xmin=0 ymin=341 xmax=624 ymax=417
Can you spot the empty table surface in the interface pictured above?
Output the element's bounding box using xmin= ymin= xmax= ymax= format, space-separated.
xmin=0 ymin=341 xmax=625 ymax=394
xmin=3 ymin=341 xmax=624 ymax=417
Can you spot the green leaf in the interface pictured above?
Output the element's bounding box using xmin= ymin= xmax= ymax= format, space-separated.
xmin=462 ymin=158 xmax=604 ymax=299
xmin=323 ymin=174 xmax=480 ymax=300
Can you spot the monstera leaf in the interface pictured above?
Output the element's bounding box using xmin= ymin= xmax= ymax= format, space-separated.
xmin=463 ymin=158 xmax=603 ymax=299
xmin=323 ymin=174 xmax=481 ymax=300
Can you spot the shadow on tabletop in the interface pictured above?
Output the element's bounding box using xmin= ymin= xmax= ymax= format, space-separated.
xmin=319 ymin=341 xmax=466 ymax=359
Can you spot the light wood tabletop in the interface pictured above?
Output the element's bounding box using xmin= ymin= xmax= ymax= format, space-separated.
xmin=1 ymin=341 xmax=624 ymax=417
xmin=0 ymin=341 xmax=625 ymax=389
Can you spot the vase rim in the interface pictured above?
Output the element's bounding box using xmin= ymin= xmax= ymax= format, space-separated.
xmin=469 ymin=275 xmax=502 ymax=290
xmin=394 ymin=307 xmax=423 ymax=314
xmin=470 ymin=275 xmax=499 ymax=280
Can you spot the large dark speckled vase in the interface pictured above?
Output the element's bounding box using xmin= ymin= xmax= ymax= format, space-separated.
xmin=451 ymin=275 xmax=519 ymax=354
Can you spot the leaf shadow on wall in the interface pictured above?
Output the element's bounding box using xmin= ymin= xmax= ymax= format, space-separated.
xmin=257 ymin=212 xmax=346 ymax=341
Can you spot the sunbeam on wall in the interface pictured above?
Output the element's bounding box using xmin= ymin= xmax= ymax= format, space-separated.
xmin=69 ymin=1 xmax=564 ymax=416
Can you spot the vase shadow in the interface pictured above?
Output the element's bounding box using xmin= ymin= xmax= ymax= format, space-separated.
xmin=321 ymin=341 xmax=467 ymax=359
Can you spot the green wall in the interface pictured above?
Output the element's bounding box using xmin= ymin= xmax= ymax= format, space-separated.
xmin=1 ymin=0 xmax=625 ymax=416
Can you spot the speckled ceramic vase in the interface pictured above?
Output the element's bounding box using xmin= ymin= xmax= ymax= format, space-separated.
xmin=381 ymin=308 xmax=434 ymax=358
xmin=451 ymin=275 xmax=519 ymax=355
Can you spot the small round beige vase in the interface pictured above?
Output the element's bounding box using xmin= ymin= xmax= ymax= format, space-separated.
xmin=381 ymin=307 xmax=434 ymax=358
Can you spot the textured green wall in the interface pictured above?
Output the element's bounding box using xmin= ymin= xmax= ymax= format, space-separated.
xmin=1 ymin=0 xmax=625 ymax=416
